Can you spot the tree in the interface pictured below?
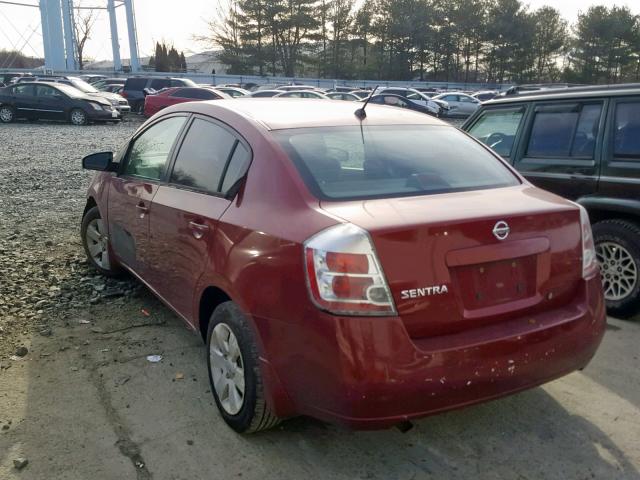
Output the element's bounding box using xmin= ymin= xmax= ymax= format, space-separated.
xmin=148 ymin=41 xmax=188 ymax=72
xmin=570 ymin=6 xmax=640 ymax=83
xmin=531 ymin=7 xmax=567 ymax=82
xmin=73 ymin=2 xmax=97 ymax=70
xmin=204 ymin=0 xmax=640 ymax=84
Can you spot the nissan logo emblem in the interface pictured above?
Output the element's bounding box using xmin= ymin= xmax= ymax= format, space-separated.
xmin=493 ymin=221 xmax=510 ymax=240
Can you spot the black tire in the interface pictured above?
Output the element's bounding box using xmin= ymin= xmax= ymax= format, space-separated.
xmin=81 ymin=206 xmax=121 ymax=276
xmin=70 ymin=108 xmax=88 ymax=126
xmin=206 ymin=301 xmax=280 ymax=433
xmin=0 ymin=105 xmax=15 ymax=123
xmin=593 ymin=219 xmax=640 ymax=319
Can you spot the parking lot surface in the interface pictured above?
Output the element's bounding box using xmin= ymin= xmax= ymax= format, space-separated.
xmin=0 ymin=120 xmax=639 ymax=480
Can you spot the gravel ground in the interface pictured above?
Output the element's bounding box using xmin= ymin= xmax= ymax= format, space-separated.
xmin=0 ymin=117 xmax=639 ymax=480
xmin=0 ymin=119 xmax=141 ymax=359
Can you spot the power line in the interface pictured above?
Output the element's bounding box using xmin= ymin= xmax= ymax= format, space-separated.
xmin=0 ymin=1 xmax=38 ymax=7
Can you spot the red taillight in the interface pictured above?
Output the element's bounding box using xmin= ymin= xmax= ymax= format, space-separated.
xmin=326 ymin=252 xmax=369 ymax=273
xmin=579 ymin=206 xmax=599 ymax=279
xmin=304 ymin=224 xmax=396 ymax=316
xmin=120 ymin=91 xmax=128 ymax=98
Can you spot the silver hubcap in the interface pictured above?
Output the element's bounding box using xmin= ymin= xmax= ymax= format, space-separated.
xmin=85 ymin=218 xmax=110 ymax=269
xmin=596 ymin=241 xmax=637 ymax=301
xmin=209 ymin=323 xmax=245 ymax=415
xmin=71 ymin=110 xmax=85 ymax=124
xmin=0 ymin=108 xmax=12 ymax=122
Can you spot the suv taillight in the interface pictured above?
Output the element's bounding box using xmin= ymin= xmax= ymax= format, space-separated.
xmin=304 ymin=223 xmax=396 ymax=316
xmin=579 ymin=206 xmax=598 ymax=279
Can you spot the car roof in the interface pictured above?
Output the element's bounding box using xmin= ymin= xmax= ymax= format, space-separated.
xmin=485 ymin=83 xmax=640 ymax=105
xmin=165 ymin=98 xmax=444 ymax=130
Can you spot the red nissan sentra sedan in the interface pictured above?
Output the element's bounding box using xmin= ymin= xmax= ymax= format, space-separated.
xmin=80 ymin=99 xmax=606 ymax=433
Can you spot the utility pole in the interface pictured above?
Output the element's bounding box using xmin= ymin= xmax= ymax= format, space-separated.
xmin=123 ymin=0 xmax=139 ymax=72
xmin=61 ymin=0 xmax=77 ymax=69
xmin=107 ymin=0 xmax=122 ymax=71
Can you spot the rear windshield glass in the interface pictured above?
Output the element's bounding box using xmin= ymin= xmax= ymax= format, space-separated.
xmin=274 ymin=125 xmax=519 ymax=200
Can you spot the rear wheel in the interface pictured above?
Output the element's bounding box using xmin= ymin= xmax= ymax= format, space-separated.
xmin=70 ymin=108 xmax=88 ymax=126
xmin=0 ymin=105 xmax=15 ymax=123
xmin=206 ymin=301 xmax=280 ymax=433
xmin=593 ymin=220 xmax=640 ymax=318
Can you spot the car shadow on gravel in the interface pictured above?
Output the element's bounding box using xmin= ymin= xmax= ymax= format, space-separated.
xmin=2 ymin=277 xmax=639 ymax=480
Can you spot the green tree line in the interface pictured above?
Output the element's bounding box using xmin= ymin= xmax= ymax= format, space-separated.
xmin=148 ymin=42 xmax=188 ymax=73
xmin=207 ymin=0 xmax=640 ymax=84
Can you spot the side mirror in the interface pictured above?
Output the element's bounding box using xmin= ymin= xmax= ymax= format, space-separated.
xmin=82 ymin=151 xmax=116 ymax=171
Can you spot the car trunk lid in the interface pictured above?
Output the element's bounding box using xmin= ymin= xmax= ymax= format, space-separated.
xmin=320 ymin=185 xmax=583 ymax=339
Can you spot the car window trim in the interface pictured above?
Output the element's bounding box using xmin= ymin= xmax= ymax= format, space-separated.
xmin=118 ymin=112 xmax=191 ymax=183
xmin=521 ymin=100 xmax=605 ymax=162
xmin=164 ymin=113 xmax=253 ymax=198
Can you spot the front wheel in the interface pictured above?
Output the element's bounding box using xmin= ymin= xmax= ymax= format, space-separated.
xmin=206 ymin=302 xmax=280 ymax=433
xmin=0 ymin=105 xmax=15 ymax=123
xmin=81 ymin=206 xmax=121 ymax=276
xmin=70 ymin=108 xmax=88 ymax=126
xmin=593 ymin=220 xmax=640 ymax=318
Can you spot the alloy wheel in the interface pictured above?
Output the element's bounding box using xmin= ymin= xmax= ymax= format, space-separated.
xmin=209 ymin=323 xmax=245 ymax=415
xmin=85 ymin=218 xmax=110 ymax=269
xmin=71 ymin=109 xmax=87 ymax=125
xmin=596 ymin=241 xmax=638 ymax=301
xmin=0 ymin=107 xmax=13 ymax=122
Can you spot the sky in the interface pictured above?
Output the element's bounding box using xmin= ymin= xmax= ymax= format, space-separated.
xmin=0 ymin=0 xmax=639 ymax=62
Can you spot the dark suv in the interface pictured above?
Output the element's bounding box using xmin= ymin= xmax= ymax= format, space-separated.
xmin=122 ymin=77 xmax=197 ymax=113
xmin=463 ymin=84 xmax=640 ymax=318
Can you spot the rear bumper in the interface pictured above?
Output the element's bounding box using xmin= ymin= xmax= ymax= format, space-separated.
xmin=257 ymin=276 xmax=606 ymax=429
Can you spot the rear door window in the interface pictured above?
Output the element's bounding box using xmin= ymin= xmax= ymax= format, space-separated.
xmin=169 ymin=118 xmax=237 ymax=194
xmin=466 ymin=107 xmax=525 ymax=157
xmin=526 ymin=103 xmax=602 ymax=158
xmin=613 ymin=101 xmax=640 ymax=159
xmin=274 ymin=125 xmax=518 ymax=200
xmin=13 ymin=84 xmax=35 ymax=96
xmin=123 ymin=116 xmax=187 ymax=180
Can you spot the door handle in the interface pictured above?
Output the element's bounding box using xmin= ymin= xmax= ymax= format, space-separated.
xmin=189 ymin=221 xmax=209 ymax=239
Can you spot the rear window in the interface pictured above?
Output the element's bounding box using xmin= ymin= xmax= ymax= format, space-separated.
xmin=614 ymin=101 xmax=640 ymax=159
xmin=274 ymin=125 xmax=519 ymax=200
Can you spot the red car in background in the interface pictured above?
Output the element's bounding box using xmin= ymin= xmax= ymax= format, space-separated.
xmin=143 ymin=87 xmax=229 ymax=117
xmin=80 ymin=99 xmax=605 ymax=433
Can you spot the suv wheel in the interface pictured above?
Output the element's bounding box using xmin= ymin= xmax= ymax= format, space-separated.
xmin=593 ymin=220 xmax=640 ymax=318
xmin=70 ymin=108 xmax=88 ymax=126
xmin=81 ymin=206 xmax=121 ymax=276
xmin=206 ymin=301 xmax=280 ymax=433
xmin=0 ymin=105 xmax=15 ymax=123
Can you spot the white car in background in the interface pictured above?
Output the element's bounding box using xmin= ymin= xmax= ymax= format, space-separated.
xmin=378 ymin=87 xmax=447 ymax=116
xmin=433 ymin=92 xmax=481 ymax=117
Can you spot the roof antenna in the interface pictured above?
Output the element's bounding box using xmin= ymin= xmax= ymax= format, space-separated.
xmin=354 ymin=85 xmax=379 ymax=119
